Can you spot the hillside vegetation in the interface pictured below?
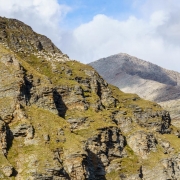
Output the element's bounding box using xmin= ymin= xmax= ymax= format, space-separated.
xmin=0 ymin=17 xmax=180 ymax=180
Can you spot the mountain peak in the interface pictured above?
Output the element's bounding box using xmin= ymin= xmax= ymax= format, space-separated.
xmin=91 ymin=53 xmax=180 ymax=87
xmin=0 ymin=16 xmax=69 ymax=62
xmin=90 ymin=53 xmax=180 ymax=120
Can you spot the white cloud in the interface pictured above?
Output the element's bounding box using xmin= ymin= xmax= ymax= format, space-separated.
xmin=60 ymin=1 xmax=180 ymax=72
xmin=0 ymin=0 xmax=180 ymax=72
xmin=0 ymin=0 xmax=71 ymax=46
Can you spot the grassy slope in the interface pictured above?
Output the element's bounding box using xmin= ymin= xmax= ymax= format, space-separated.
xmin=0 ymin=44 xmax=180 ymax=178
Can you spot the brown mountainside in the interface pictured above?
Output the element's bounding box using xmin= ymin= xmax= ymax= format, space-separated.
xmin=0 ymin=17 xmax=180 ymax=180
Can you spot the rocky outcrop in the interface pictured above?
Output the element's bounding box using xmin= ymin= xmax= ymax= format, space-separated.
xmin=11 ymin=123 xmax=34 ymax=139
xmin=161 ymin=111 xmax=171 ymax=134
xmin=158 ymin=139 xmax=174 ymax=154
xmin=62 ymin=127 xmax=125 ymax=179
xmin=139 ymin=153 xmax=180 ymax=180
xmin=63 ymin=153 xmax=88 ymax=179
xmin=0 ymin=17 xmax=69 ymax=62
xmin=112 ymin=107 xmax=171 ymax=134
xmin=0 ymin=120 xmax=7 ymax=156
xmin=75 ymin=72 xmax=116 ymax=109
xmin=0 ymin=16 xmax=180 ymax=179
xmin=127 ymin=131 xmax=157 ymax=159
xmin=86 ymin=127 xmax=125 ymax=178
xmin=1 ymin=166 xmax=13 ymax=177
xmin=114 ymin=116 xmax=133 ymax=133
xmin=67 ymin=117 xmax=88 ymax=130
xmin=0 ymin=54 xmax=24 ymax=100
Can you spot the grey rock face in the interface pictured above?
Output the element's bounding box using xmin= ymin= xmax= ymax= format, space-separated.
xmin=86 ymin=127 xmax=125 ymax=179
xmin=160 ymin=111 xmax=171 ymax=134
xmin=0 ymin=17 xmax=69 ymax=62
xmin=159 ymin=139 xmax=174 ymax=154
xmin=113 ymin=114 xmax=132 ymax=133
xmin=44 ymin=134 xmax=50 ymax=142
xmin=127 ymin=131 xmax=157 ymax=159
xmin=11 ymin=123 xmax=34 ymax=138
xmin=123 ymin=146 xmax=180 ymax=180
xmin=0 ymin=54 xmax=24 ymax=100
xmin=0 ymin=17 xmax=61 ymax=54
xmin=112 ymin=107 xmax=171 ymax=134
xmin=75 ymin=74 xmax=116 ymax=109
xmin=62 ymin=127 xmax=125 ymax=180
xmin=67 ymin=117 xmax=88 ymax=130
xmin=2 ymin=165 xmax=13 ymax=177
xmin=0 ymin=54 xmax=66 ymax=117
xmin=1 ymin=54 xmax=20 ymax=70
xmin=0 ymin=120 xmax=7 ymax=156
xmin=141 ymin=153 xmax=180 ymax=180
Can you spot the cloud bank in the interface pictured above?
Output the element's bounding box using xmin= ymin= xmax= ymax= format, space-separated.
xmin=0 ymin=0 xmax=70 ymax=47
xmin=0 ymin=0 xmax=180 ymax=71
xmin=63 ymin=4 xmax=180 ymax=71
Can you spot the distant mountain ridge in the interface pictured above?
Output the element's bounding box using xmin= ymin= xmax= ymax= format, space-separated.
xmin=90 ymin=53 xmax=180 ymax=120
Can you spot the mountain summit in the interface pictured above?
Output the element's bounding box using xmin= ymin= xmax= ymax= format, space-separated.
xmin=0 ymin=17 xmax=180 ymax=179
xmin=90 ymin=53 xmax=180 ymax=122
xmin=0 ymin=16 xmax=69 ymax=62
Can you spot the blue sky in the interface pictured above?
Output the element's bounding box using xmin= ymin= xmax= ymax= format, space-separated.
xmin=59 ymin=0 xmax=137 ymax=29
xmin=0 ymin=0 xmax=180 ymax=71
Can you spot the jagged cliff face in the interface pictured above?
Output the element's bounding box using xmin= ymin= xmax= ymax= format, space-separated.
xmin=0 ymin=17 xmax=180 ymax=180
xmin=90 ymin=53 xmax=180 ymax=123
xmin=0 ymin=17 xmax=69 ymax=62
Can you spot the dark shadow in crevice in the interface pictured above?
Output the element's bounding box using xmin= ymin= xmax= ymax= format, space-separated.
xmin=53 ymin=89 xmax=68 ymax=118
xmin=11 ymin=168 xmax=18 ymax=177
xmin=5 ymin=125 xmax=19 ymax=177
xmin=6 ymin=125 xmax=14 ymax=154
xmin=36 ymin=41 xmax=43 ymax=51
xmin=97 ymin=81 xmax=102 ymax=99
xmin=24 ymin=77 xmax=33 ymax=105
xmin=86 ymin=149 xmax=107 ymax=180
xmin=139 ymin=166 xmax=143 ymax=179
xmin=172 ymin=161 xmax=175 ymax=175
xmin=18 ymin=73 xmax=33 ymax=105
